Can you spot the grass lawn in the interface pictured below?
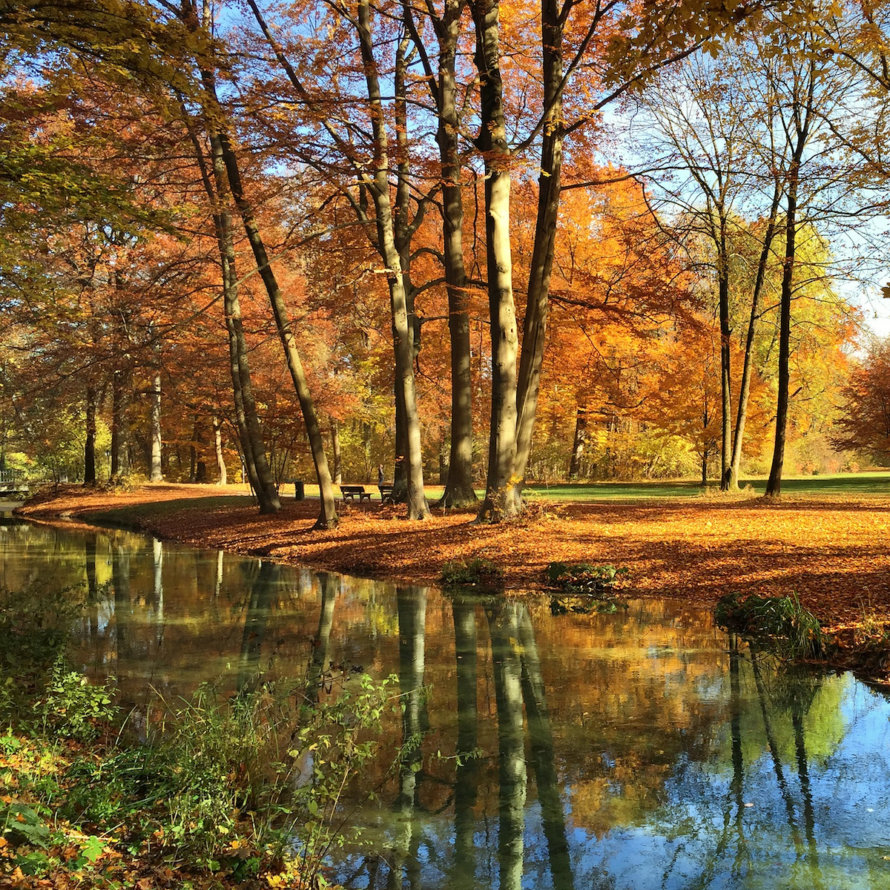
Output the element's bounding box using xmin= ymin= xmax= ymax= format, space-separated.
xmin=525 ymin=470 xmax=890 ymax=501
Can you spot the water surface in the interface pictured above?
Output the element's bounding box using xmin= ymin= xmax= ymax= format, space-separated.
xmin=3 ymin=519 xmax=890 ymax=889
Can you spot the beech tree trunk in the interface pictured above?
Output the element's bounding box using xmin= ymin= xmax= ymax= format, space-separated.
xmin=245 ymin=0 xmax=427 ymax=520
xmin=729 ymin=187 xmax=781 ymax=489
xmin=149 ymin=374 xmax=163 ymax=482
xmin=203 ymin=79 xmax=338 ymax=527
xmin=718 ymin=224 xmax=733 ymax=491
xmin=211 ymin=160 xmax=279 ymax=510
xmin=568 ymin=409 xmax=587 ymax=479
xmin=766 ymin=60 xmax=814 ymax=496
xmin=212 ymin=416 xmax=227 ymax=485
xmin=182 ymin=101 xmax=279 ymax=512
xmin=766 ymin=175 xmax=798 ymax=497
xmin=355 ymin=0 xmax=429 ymax=520
xmin=473 ymin=0 xmax=520 ymax=522
xmin=110 ymin=368 xmax=129 ymax=479
xmin=417 ymin=1 xmax=476 ymax=509
xmin=330 ymin=420 xmax=342 ymax=484
xmin=511 ymin=0 xmax=565 ymax=511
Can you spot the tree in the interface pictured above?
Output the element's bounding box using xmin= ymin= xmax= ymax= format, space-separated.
xmin=833 ymin=337 xmax=890 ymax=460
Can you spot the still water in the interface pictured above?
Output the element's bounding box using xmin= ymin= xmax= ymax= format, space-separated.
xmin=3 ymin=519 xmax=890 ymax=889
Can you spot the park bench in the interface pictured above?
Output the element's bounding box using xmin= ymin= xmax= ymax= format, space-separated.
xmin=378 ymin=483 xmax=395 ymax=504
xmin=340 ymin=484 xmax=372 ymax=503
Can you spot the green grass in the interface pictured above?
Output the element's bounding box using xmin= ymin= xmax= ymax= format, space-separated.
xmin=525 ymin=471 xmax=890 ymax=502
xmin=68 ymin=471 xmax=890 ymax=525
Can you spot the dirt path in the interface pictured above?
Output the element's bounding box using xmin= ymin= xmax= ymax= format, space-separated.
xmin=17 ymin=483 xmax=890 ymax=634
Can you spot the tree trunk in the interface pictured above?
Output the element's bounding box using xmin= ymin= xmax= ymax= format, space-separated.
xmin=766 ymin=169 xmax=799 ymax=497
xmin=433 ymin=9 xmax=476 ymax=509
xmin=568 ymin=408 xmax=587 ymax=479
xmin=84 ymin=384 xmax=97 ymax=485
xmin=245 ymin=0 xmax=424 ymax=520
xmin=149 ymin=373 xmax=163 ymax=482
xmin=354 ymin=0 xmax=429 ymax=520
xmin=330 ymin=419 xmax=342 ymax=484
xmin=110 ymin=368 xmax=129 ymax=479
xmin=729 ymin=189 xmax=781 ymax=489
xmin=212 ymin=416 xmax=227 ymax=485
xmin=209 ymin=102 xmax=337 ymax=528
xmin=204 ymin=124 xmax=280 ymax=512
xmin=473 ymin=0 xmax=520 ymax=522
xmin=718 ymin=223 xmax=733 ymax=491
xmin=512 ymin=0 xmax=565 ymax=510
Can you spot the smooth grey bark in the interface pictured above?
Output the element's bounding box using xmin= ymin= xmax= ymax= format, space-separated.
xmin=511 ymin=0 xmax=566 ymax=512
xmin=149 ymin=373 xmax=163 ymax=482
xmin=182 ymin=101 xmax=279 ymax=511
xmin=402 ymin=0 xmax=476 ymax=508
xmin=212 ymin=416 xmax=227 ymax=485
xmin=472 ymin=0 xmax=520 ymax=522
xmin=767 ymin=59 xmax=815 ymax=497
xmin=355 ymin=0 xmax=429 ymax=520
xmin=568 ymin=408 xmax=587 ymax=479
xmin=728 ymin=190 xmax=781 ymax=489
xmin=246 ymin=0 xmax=428 ymax=520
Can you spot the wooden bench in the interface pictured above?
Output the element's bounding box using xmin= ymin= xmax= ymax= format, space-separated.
xmin=378 ymin=483 xmax=395 ymax=504
xmin=340 ymin=484 xmax=372 ymax=503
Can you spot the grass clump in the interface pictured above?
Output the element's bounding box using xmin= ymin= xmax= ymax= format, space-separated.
xmin=546 ymin=563 xmax=629 ymax=615
xmin=546 ymin=562 xmax=629 ymax=594
xmin=441 ymin=557 xmax=504 ymax=590
xmin=714 ymin=592 xmax=824 ymax=658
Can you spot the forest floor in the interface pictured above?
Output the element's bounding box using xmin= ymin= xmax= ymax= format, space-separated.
xmin=17 ymin=481 xmax=890 ymax=647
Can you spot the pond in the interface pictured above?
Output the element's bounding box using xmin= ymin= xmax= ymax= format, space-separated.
xmin=2 ymin=518 xmax=890 ymax=889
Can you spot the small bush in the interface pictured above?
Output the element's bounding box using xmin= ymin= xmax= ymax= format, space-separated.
xmin=37 ymin=660 xmax=117 ymax=742
xmin=714 ymin=592 xmax=824 ymax=658
xmin=546 ymin=562 xmax=629 ymax=594
xmin=441 ymin=557 xmax=504 ymax=589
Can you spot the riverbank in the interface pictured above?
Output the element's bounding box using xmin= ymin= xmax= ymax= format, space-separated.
xmin=17 ymin=481 xmax=890 ymax=637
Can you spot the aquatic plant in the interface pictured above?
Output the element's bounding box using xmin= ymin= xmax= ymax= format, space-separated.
xmin=714 ymin=592 xmax=824 ymax=658
xmin=440 ymin=557 xmax=504 ymax=589
xmin=545 ymin=562 xmax=629 ymax=594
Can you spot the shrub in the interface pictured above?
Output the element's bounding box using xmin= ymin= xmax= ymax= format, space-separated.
xmin=441 ymin=557 xmax=504 ymax=589
xmin=714 ymin=592 xmax=824 ymax=658
xmin=546 ymin=562 xmax=629 ymax=594
xmin=37 ymin=661 xmax=117 ymax=742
